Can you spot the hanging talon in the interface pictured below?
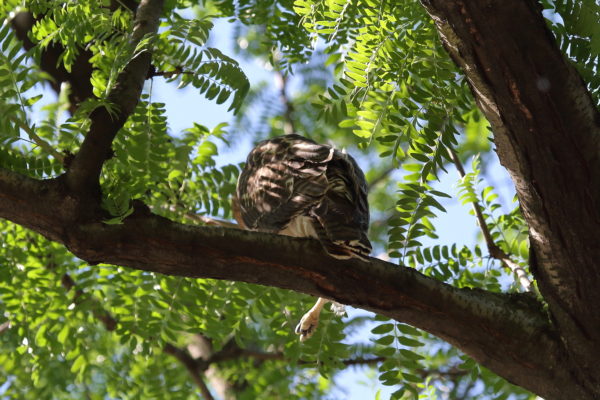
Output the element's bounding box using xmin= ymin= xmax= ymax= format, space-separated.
xmin=295 ymin=310 xmax=320 ymax=341
xmin=295 ymin=297 xmax=330 ymax=341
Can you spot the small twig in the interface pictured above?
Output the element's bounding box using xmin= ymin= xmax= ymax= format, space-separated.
xmin=275 ymin=70 xmax=296 ymax=135
xmin=60 ymin=272 xmax=118 ymax=331
xmin=297 ymin=356 xmax=386 ymax=367
xmin=416 ymin=365 xmax=469 ymax=379
xmin=0 ymin=321 xmax=10 ymax=334
xmin=14 ymin=118 xmax=65 ymax=164
xmin=449 ymin=148 xmax=532 ymax=291
xmin=164 ymin=344 xmax=215 ymax=400
xmin=207 ymin=340 xmax=387 ymax=368
xmin=52 ymin=263 xmax=216 ymax=395
xmin=340 ymin=356 xmax=386 ymax=367
xmin=147 ymin=66 xmax=195 ymax=79
xmin=367 ymin=166 xmax=395 ymax=192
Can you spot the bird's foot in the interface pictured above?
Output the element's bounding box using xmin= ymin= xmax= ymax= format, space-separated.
xmin=295 ymin=310 xmax=320 ymax=342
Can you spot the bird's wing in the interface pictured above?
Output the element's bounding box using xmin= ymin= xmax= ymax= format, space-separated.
xmin=310 ymin=150 xmax=372 ymax=259
xmin=236 ymin=134 xmax=333 ymax=233
xmin=237 ymin=134 xmax=371 ymax=260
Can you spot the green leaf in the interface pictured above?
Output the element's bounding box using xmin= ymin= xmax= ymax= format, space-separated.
xmin=57 ymin=325 xmax=70 ymax=344
xmin=70 ymin=355 xmax=86 ymax=373
xmin=396 ymin=336 xmax=424 ymax=347
xmin=371 ymin=323 xmax=395 ymax=334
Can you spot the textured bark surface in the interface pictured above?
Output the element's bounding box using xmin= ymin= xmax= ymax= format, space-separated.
xmin=2 ymin=0 xmax=600 ymax=398
xmin=420 ymin=0 xmax=600 ymax=398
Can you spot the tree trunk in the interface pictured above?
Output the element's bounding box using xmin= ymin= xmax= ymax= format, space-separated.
xmin=420 ymin=1 xmax=600 ymax=398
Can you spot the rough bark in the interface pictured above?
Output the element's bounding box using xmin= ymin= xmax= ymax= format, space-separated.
xmin=419 ymin=0 xmax=600 ymax=397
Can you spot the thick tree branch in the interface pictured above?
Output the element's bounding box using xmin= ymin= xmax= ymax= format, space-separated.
xmin=449 ymin=149 xmax=531 ymax=291
xmin=419 ymin=0 xmax=600 ymax=395
xmin=11 ymin=12 xmax=95 ymax=112
xmin=65 ymin=0 xmax=164 ymax=193
xmin=0 ymin=166 xmax=580 ymax=399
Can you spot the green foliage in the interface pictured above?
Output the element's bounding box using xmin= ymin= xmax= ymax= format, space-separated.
xmin=1 ymin=0 xmax=595 ymax=398
xmin=370 ymin=316 xmax=425 ymax=398
xmin=154 ymin=12 xmax=250 ymax=112
xmin=0 ymin=24 xmax=63 ymax=177
xmin=456 ymin=156 xmax=530 ymax=287
xmin=542 ymin=0 xmax=600 ymax=105
xmin=29 ymin=0 xmax=127 ymax=71
xmin=387 ymin=182 xmax=446 ymax=263
xmin=214 ymin=0 xmax=314 ymax=68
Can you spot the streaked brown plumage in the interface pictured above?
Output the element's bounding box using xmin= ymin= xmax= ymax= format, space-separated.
xmin=236 ymin=134 xmax=371 ymax=341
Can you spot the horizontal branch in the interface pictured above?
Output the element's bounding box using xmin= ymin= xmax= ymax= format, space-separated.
xmin=0 ymin=166 xmax=576 ymax=399
xmin=203 ymin=338 xmax=386 ymax=368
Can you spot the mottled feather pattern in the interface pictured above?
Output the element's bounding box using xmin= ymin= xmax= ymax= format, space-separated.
xmin=237 ymin=134 xmax=371 ymax=260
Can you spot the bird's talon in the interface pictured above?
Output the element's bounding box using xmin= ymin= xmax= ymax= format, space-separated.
xmin=295 ymin=312 xmax=319 ymax=341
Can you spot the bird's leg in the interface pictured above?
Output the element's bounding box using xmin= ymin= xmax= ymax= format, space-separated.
xmin=295 ymin=297 xmax=329 ymax=341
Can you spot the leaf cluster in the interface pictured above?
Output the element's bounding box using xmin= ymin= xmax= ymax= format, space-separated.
xmin=543 ymin=0 xmax=600 ymax=105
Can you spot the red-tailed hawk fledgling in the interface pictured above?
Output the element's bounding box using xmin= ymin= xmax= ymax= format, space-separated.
xmin=236 ymin=134 xmax=371 ymax=341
